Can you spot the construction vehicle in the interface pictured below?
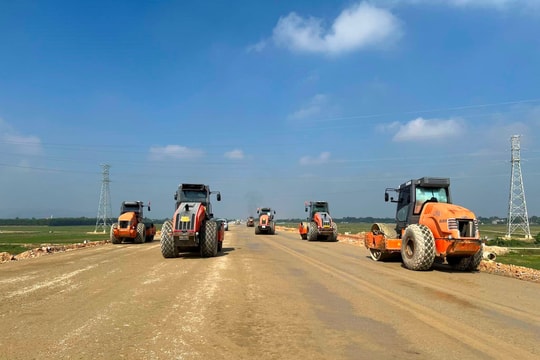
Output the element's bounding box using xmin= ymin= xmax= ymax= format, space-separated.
xmin=364 ymin=177 xmax=483 ymax=271
xmin=160 ymin=183 xmax=224 ymax=258
xmin=110 ymin=201 xmax=156 ymax=244
xmin=255 ymin=207 xmax=276 ymax=235
xmin=298 ymin=201 xmax=338 ymax=241
xmin=246 ymin=216 xmax=255 ymax=227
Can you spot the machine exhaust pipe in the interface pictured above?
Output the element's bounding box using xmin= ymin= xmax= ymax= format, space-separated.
xmin=483 ymin=251 xmax=496 ymax=261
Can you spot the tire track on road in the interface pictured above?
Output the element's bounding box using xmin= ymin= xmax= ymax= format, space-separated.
xmin=279 ymin=230 xmax=540 ymax=326
xmin=262 ymin=236 xmax=537 ymax=359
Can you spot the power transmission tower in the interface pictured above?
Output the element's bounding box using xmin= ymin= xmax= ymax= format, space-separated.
xmin=94 ymin=164 xmax=112 ymax=233
xmin=506 ymin=135 xmax=532 ymax=239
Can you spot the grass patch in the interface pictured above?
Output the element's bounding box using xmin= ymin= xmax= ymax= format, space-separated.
xmin=0 ymin=225 xmax=109 ymax=254
xmin=479 ymin=223 xmax=540 ymax=241
xmin=334 ymin=222 xmax=373 ymax=234
xmin=486 ymin=239 xmax=540 ymax=247
xmin=279 ymin=222 xmax=373 ymax=234
xmin=0 ymin=244 xmax=28 ymax=255
xmin=495 ymin=250 xmax=540 ymax=270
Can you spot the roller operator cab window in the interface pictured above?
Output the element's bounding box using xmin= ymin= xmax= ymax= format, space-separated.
xmin=181 ymin=190 xmax=207 ymax=202
xmin=312 ymin=205 xmax=328 ymax=213
xmin=414 ymin=187 xmax=448 ymax=214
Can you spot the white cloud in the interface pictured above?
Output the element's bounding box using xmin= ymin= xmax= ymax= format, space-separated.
xmin=390 ymin=117 xmax=464 ymax=142
xmin=224 ymin=149 xmax=245 ymax=160
xmin=300 ymin=151 xmax=331 ymax=165
xmin=0 ymin=118 xmax=43 ymax=158
xmin=3 ymin=134 xmax=42 ymax=156
xmin=246 ymin=40 xmax=267 ymax=53
xmin=289 ymin=94 xmax=328 ymax=120
xmin=148 ymin=145 xmax=204 ymax=160
xmin=272 ymin=2 xmax=401 ymax=56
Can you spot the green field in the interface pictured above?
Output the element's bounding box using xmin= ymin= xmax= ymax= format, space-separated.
xmin=0 ymin=226 xmax=109 ymax=255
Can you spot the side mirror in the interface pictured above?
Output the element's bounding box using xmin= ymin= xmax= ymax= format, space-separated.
xmin=217 ymin=193 xmax=221 ymax=201
xmin=305 ymin=207 xmax=308 ymax=212
xmin=384 ymin=193 xmax=389 ymax=202
xmin=174 ymin=193 xmax=177 ymax=200
xmin=274 ymin=210 xmax=276 ymax=214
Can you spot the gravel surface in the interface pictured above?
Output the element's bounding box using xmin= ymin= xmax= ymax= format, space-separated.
xmin=2 ymin=230 xmax=539 ymax=284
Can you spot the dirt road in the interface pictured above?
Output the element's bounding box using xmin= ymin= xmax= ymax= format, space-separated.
xmin=1 ymin=225 xmax=539 ymax=359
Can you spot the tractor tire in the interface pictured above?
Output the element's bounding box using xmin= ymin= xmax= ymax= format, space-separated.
xmin=201 ymin=220 xmax=218 ymax=258
xmin=401 ymin=224 xmax=436 ymax=271
xmin=110 ymin=223 xmax=121 ymax=244
xmin=146 ymin=234 xmax=154 ymax=242
xmin=134 ymin=223 xmax=145 ymax=244
xmin=448 ymin=247 xmax=483 ymax=271
xmin=160 ymin=220 xmax=178 ymax=258
xmin=270 ymin=223 xmax=276 ymax=235
xmin=301 ymin=234 xmax=307 ymax=240
xmin=331 ymin=222 xmax=338 ymax=242
xmin=255 ymin=226 xmax=261 ymax=235
xmin=307 ymin=222 xmax=318 ymax=241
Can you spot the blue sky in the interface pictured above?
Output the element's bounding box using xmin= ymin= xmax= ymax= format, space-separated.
xmin=1 ymin=0 xmax=539 ymax=220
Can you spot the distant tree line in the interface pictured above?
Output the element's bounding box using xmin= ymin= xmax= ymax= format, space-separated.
xmin=0 ymin=215 xmax=538 ymax=226
xmin=0 ymin=217 xmax=162 ymax=226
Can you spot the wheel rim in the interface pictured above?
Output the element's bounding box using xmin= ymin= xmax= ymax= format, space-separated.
xmin=370 ymin=249 xmax=382 ymax=261
xmin=404 ymin=239 xmax=414 ymax=259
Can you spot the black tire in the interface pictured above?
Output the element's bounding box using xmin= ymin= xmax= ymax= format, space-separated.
xmin=134 ymin=223 xmax=145 ymax=244
xmin=255 ymin=226 xmax=261 ymax=235
xmin=307 ymin=222 xmax=318 ymax=241
xmin=401 ymin=224 xmax=435 ymax=271
xmin=201 ymin=220 xmax=218 ymax=257
xmin=110 ymin=223 xmax=121 ymax=244
xmin=448 ymin=247 xmax=483 ymax=271
xmin=301 ymin=234 xmax=307 ymax=240
xmin=331 ymin=222 xmax=338 ymax=242
xmin=160 ymin=220 xmax=178 ymax=258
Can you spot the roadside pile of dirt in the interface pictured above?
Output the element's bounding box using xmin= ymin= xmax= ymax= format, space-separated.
xmin=0 ymin=240 xmax=110 ymax=264
xmin=479 ymin=260 xmax=540 ymax=283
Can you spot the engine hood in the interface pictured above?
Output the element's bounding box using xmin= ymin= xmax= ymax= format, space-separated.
xmin=174 ymin=202 xmax=204 ymax=231
xmin=118 ymin=212 xmax=136 ymax=221
xmin=422 ymin=202 xmax=476 ymax=220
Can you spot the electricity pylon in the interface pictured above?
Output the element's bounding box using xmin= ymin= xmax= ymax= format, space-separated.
xmin=94 ymin=164 xmax=112 ymax=233
xmin=505 ymin=135 xmax=532 ymax=239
